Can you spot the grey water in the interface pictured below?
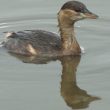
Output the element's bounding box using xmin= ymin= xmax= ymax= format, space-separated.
xmin=0 ymin=0 xmax=110 ymax=110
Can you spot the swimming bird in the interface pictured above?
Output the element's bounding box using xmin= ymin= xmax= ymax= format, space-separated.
xmin=2 ymin=1 xmax=98 ymax=56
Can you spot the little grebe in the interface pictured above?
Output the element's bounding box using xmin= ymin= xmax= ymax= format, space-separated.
xmin=2 ymin=1 xmax=98 ymax=56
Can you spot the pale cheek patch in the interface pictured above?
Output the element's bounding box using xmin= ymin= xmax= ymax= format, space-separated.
xmin=27 ymin=44 xmax=38 ymax=55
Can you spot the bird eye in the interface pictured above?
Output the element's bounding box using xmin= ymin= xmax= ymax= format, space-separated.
xmin=74 ymin=6 xmax=85 ymax=13
xmin=74 ymin=8 xmax=81 ymax=12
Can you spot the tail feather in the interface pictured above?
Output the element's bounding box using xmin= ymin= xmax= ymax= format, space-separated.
xmin=5 ymin=32 xmax=18 ymax=38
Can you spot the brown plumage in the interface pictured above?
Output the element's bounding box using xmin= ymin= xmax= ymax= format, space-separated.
xmin=2 ymin=1 xmax=98 ymax=56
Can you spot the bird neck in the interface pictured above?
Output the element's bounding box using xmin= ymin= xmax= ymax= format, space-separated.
xmin=59 ymin=24 xmax=81 ymax=55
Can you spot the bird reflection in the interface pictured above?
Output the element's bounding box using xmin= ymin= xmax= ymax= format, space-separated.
xmin=9 ymin=53 xmax=100 ymax=109
xmin=60 ymin=56 xmax=100 ymax=109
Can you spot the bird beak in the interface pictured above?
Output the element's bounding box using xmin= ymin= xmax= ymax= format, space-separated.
xmin=81 ymin=8 xmax=98 ymax=19
xmin=84 ymin=12 xmax=98 ymax=19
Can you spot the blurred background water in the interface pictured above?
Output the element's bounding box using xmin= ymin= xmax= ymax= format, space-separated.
xmin=0 ymin=0 xmax=110 ymax=110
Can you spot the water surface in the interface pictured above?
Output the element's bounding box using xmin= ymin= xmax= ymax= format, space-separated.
xmin=0 ymin=0 xmax=110 ymax=110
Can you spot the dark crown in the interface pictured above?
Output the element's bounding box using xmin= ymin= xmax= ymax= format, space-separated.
xmin=61 ymin=1 xmax=89 ymax=13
